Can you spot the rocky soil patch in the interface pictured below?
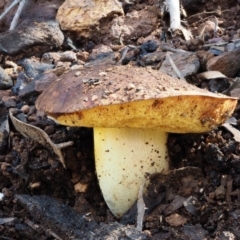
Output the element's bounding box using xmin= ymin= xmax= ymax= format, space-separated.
xmin=0 ymin=0 xmax=240 ymax=239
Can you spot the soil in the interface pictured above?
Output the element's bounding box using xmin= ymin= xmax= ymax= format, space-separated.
xmin=1 ymin=0 xmax=240 ymax=239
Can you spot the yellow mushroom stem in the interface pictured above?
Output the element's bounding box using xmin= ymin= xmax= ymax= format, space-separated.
xmin=94 ymin=127 xmax=169 ymax=218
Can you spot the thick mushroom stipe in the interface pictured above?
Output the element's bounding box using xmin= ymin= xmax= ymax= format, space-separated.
xmin=35 ymin=65 xmax=238 ymax=218
xmin=94 ymin=128 xmax=168 ymax=217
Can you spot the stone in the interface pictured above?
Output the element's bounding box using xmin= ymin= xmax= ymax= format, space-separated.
xmin=196 ymin=50 xmax=214 ymax=71
xmin=42 ymin=51 xmax=77 ymax=64
xmin=60 ymin=51 xmax=77 ymax=62
xmin=18 ymin=81 xmax=37 ymax=98
xmin=183 ymin=224 xmax=208 ymax=240
xmin=0 ymin=115 xmax=9 ymax=154
xmin=160 ymin=52 xmax=200 ymax=78
xmin=140 ymin=51 xmax=166 ymax=66
xmin=206 ymin=48 xmax=240 ymax=77
xmin=0 ymin=0 xmax=62 ymax=32
xmin=11 ymin=72 xmax=31 ymax=95
xmin=0 ymin=20 xmax=64 ymax=55
xmin=41 ymin=52 xmax=62 ymax=64
xmin=88 ymin=44 xmax=113 ymax=61
xmin=19 ymin=58 xmax=54 ymax=79
xmin=1 ymin=96 xmax=16 ymax=108
xmin=0 ymin=67 xmax=13 ymax=90
xmin=76 ymin=51 xmax=90 ymax=62
xmin=107 ymin=9 xmax=159 ymax=44
xmin=165 ymin=213 xmax=187 ymax=227
xmin=20 ymin=105 xmax=30 ymax=114
xmin=56 ymin=0 xmax=124 ymax=37
xmin=86 ymin=44 xmax=120 ymax=66
xmin=35 ymin=72 xmax=58 ymax=93
xmin=215 ymin=185 xmax=226 ymax=200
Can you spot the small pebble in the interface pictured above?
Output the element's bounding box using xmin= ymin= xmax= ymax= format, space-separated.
xmin=27 ymin=115 xmax=38 ymax=122
xmin=61 ymin=51 xmax=77 ymax=62
xmin=28 ymin=106 xmax=36 ymax=116
xmin=29 ymin=182 xmax=41 ymax=189
xmin=2 ymin=187 xmax=11 ymax=197
xmin=74 ymin=71 xmax=81 ymax=76
xmin=76 ymin=51 xmax=89 ymax=61
xmin=74 ymin=182 xmax=88 ymax=193
xmin=127 ymin=83 xmax=135 ymax=90
xmin=71 ymin=171 xmax=81 ymax=184
xmin=0 ymin=193 xmax=4 ymax=201
xmin=20 ymin=105 xmax=30 ymax=114
xmin=44 ymin=125 xmax=55 ymax=135
xmin=71 ymin=65 xmax=83 ymax=71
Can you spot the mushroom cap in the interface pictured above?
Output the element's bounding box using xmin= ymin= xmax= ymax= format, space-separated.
xmin=36 ymin=65 xmax=237 ymax=133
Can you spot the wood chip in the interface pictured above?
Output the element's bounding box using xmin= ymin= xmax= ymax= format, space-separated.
xmin=197 ymin=71 xmax=228 ymax=80
xmin=0 ymin=217 xmax=15 ymax=225
xmin=222 ymin=123 xmax=240 ymax=143
xmin=165 ymin=213 xmax=187 ymax=227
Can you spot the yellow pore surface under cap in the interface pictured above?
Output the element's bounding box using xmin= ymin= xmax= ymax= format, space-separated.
xmin=52 ymin=95 xmax=236 ymax=133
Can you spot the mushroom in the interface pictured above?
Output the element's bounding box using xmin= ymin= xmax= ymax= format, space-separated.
xmin=35 ymin=65 xmax=237 ymax=218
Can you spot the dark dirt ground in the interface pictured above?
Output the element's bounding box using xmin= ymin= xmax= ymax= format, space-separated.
xmin=1 ymin=0 xmax=240 ymax=239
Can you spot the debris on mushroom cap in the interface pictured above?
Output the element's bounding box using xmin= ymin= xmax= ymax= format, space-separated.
xmin=36 ymin=65 xmax=238 ymax=133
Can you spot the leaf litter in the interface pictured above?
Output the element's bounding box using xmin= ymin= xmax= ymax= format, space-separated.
xmin=9 ymin=109 xmax=73 ymax=168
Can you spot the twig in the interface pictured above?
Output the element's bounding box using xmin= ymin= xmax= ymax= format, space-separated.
xmin=166 ymin=52 xmax=185 ymax=80
xmin=0 ymin=0 xmax=21 ymax=22
xmin=188 ymin=10 xmax=227 ymax=20
xmin=161 ymin=44 xmax=186 ymax=53
xmin=25 ymin=219 xmax=63 ymax=240
xmin=136 ymin=183 xmax=145 ymax=231
xmin=116 ymin=45 xmax=137 ymax=65
xmin=213 ymin=16 xmax=219 ymax=38
xmin=198 ymin=25 xmax=206 ymax=40
xmin=119 ymin=33 xmax=124 ymax=45
xmin=10 ymin=0 xmax=28 ymax=30
xmin=116 ymin=46 xmax=129 ymax=65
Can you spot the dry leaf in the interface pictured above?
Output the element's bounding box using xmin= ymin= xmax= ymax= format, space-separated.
xmin=9 ymin=110 xmax=73 ymax=168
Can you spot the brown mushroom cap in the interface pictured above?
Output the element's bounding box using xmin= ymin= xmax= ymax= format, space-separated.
xmin=36 ymin=65 xmax=237 ymax=133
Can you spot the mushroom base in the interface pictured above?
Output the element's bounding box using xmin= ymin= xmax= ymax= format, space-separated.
xmin=94 ymin=127 xmax=169 ymax=218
